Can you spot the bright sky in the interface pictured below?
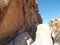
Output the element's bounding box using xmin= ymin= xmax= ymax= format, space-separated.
xmin=37 ymin=0 xmax=60 ymax=24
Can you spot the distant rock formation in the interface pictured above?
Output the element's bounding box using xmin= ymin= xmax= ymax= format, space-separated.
xmin=0 ymin=0 xmax=42 ymax=45
xmin=49 ymin=17 xmax=60 ymax=45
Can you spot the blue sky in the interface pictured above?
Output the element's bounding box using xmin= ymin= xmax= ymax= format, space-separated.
xmin=37 ymin=0 xmax=60 ymax=24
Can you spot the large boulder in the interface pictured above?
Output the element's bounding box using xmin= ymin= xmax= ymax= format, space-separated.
xmin=0 ymin=0 xmax=42 ymax=45
xmin=31 ymin=24 xmax=53 ymax=45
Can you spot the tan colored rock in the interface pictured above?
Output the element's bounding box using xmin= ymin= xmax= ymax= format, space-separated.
xmin=0 ymin=0 xmax=42 ymax=45
xmin=0 ymin=0 xmax=9 ymax=9
xmin=49 ymin=17 xmax=60 ymax=45
xmin=49 ymin=17 xmax=60 ymax=35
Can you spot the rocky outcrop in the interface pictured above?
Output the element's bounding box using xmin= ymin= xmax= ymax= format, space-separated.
xmin=49 ymin=17 xmax=60 ymax=45
xmin=31 ymin=24 xmax=53 ymax=45
xmin=49 ymin=17 xmax=60 ymax=36
xmin=0 ymin=0 xmax=42 ymax=45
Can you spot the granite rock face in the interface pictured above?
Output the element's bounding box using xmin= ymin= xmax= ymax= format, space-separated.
xmin=49 ymin=17 xmax=60 ymax=45
xmin=0 ymin=0 xmax=9 ymax=9
xmin=0 ymin=0 xmax=42 ymax=45
xmin=7 ymin=32 xmax=33 ymax=45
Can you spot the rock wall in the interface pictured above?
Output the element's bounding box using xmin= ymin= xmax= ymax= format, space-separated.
xmin=0 ymin=0 xmax=42 ymax=45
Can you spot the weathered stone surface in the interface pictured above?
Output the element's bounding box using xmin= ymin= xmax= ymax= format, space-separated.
xmin=49 ymin=17 xmax=60 ymax=45
xmin=0 ymin=0 xmax=42 ymax=45
xmin=0 ymin=0 xmax=9 ymax=9
xmin=7 ymin=32 xmax=32 ymax=45
xmin=31 ymin=24 xmax=53 ymax=45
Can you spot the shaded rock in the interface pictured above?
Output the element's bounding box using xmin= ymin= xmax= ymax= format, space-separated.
xmin=7 ymin=32 xmax=32 ymax=45
xmin=0 ymin=0 xmax=42 ymax=45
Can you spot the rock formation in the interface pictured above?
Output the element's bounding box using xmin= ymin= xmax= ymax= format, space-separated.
xmin=31 ymin=24 xmax=53 ymax=45
xmin=49 ymin=17 xmax=60 ymax=45
xmin=0 ymin=0 xmax=42 ymax=45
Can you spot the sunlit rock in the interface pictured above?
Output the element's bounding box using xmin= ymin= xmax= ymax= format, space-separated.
xmin=31 ymin=24 xmax=53 ymax=45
